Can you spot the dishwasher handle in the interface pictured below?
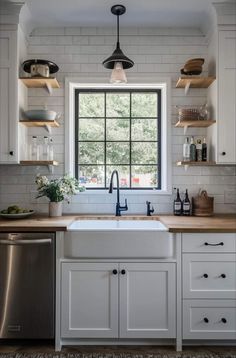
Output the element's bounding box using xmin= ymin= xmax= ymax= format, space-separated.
xmin=0 ymin=238 xmax=52 ymax=245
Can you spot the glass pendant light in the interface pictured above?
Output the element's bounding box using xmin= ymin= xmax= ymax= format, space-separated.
xmin=102 ymin=5 xmax=134 ymax=83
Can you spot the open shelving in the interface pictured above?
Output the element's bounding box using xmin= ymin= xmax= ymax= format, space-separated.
xmin=20 ymin=160 xmax=59 ymax=173
xmin=175 ymin=119 xmax=216 ymax=128
xmin=176 ymin=161 xmax=216 ymax=167
xmin=20 ymin=119 xmax=60 ymax=133
xmin=176 ymin=76 xmax=216 ymax=94
xmin=20 ymin=160 xmax=59 ymax=166
xmin=20 ymin=77 xmax=60 ymax=94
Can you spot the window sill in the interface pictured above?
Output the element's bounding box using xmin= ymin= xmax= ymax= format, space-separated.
xmin=78 ymin=189 xmax=172 ymax=195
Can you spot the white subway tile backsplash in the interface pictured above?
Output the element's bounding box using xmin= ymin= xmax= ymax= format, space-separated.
xmin=0 ymin=26 xmax=234 ymax=214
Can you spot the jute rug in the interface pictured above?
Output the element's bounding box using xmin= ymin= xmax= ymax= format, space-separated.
xmin=1 ymin=351 xmax=236 ymax=358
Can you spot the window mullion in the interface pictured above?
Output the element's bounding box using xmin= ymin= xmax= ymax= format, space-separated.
xmin=129 ymin=92 xmax=132 ymax=188
xmin=104 ymin=92 xmax=107 ymax=188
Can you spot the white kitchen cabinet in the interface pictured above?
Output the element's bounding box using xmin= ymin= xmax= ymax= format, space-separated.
xmin=208 ymin=30 xmax=236 ymax=164
xmin=61 ymin=262 xmax=119 ymax=338
xmin=217 ymin=30 xmax=236 ymax=164
xmin=61 ymin=261 xmax=176 ymax=339
xmin=119 ymin=262 xmax=176 ymax=338
xmin=0 ymin=30 xmax=19 ymax=163
xmin=183 ymin=253 xmax=236 ymax=299
xmin=183 ymin=300 xmax=236 ymax=340
xmin=182 ymin=233 xmax=236 ymax=341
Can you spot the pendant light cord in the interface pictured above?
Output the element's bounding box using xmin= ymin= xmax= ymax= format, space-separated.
xmin=117 ymin=13 xmax=120 ymax=47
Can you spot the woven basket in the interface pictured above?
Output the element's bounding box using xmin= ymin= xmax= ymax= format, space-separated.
xmin=192 ymin=190 xmax=214 ymax=217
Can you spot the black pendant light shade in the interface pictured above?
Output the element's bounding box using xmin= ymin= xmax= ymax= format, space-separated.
xmin=102 ymin=5 xmax=134 ymax=70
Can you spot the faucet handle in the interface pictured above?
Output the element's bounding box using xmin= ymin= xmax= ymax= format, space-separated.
xmin=122 ymin=198 xmax=128 ymax=209
xmin=146 ymin=201 xmax=154 ymax=216
xmin=119 ymin=198 xmax=128 ymax=211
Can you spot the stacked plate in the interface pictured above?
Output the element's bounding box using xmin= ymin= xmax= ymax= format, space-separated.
xmin=181 ymin=58 xmax=204 ymax=75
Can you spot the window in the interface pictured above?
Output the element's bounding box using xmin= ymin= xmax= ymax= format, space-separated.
xmin=75 ymin=89 xmax=161 ymax=190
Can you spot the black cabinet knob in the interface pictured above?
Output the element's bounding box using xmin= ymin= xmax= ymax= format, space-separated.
xmin=220 ymin=273 xmax=226 ymax=278
xmin=203 ymin=273 xmax=208 ymax=278
xmin=112 ymin=269 xmax=118 ymax=275
xmin=221 ymin=318 xmax=227 ymax=324
xmin=222 ymin=152 xmax=226 ymax=156
xmin=203 ymin=317 xmax=209 ymax=323
xmin=121 ymin=269 xmax=126 ymax=275
xmin=9 ymin=151 xmax=14 ymax=156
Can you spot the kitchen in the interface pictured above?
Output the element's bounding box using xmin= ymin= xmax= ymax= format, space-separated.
xmin=0 ymin=0 xmax=236 ymax=356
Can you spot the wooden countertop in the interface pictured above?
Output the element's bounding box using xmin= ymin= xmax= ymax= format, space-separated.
xmin=0 ymin=214 xmax=235 ymax=233
xmin=159 ymin=215 xmax=236 ymax=233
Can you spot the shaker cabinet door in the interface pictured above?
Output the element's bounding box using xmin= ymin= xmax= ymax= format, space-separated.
xmin=218 ymin=30 xmax=236 ymax=164
xmin=119 ymin=262 xmax=176 ymax=338
xmin=61 ymin=262 xmax=119 ymax=338
xmin=0 ymin=31 xmax=18 ymax=163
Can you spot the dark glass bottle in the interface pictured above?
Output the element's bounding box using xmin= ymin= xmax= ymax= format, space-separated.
xmin=190 ymin=136 xmax=196 ymax=161
xmin=183 ymin=189 xmax=191 ymax=216
xmin=173 ymin=188 xmax=182 ymax=216
xmin=202 ymin=137 xmax=207 ymax=161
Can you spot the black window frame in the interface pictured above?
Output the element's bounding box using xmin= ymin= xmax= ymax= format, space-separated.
xmin=74 ymin=88 xmax=162 ymax=190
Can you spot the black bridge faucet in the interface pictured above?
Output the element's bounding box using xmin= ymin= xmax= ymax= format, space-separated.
xmin=109 ymin=170 xmax=128 ymax=216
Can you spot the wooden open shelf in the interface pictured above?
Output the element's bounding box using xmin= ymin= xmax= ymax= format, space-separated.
xmin=175 ymin=119 xmax=216 ymax=128
xmin=176 ymin=161 xmax=216 ymax=167
xmin=176 ymin=76 xmax=216 ymax=89
xmin=20 ymin=119 xmax=60 ymax=128
xmin=20 ymin=77 xmax=60 ymax=94
xmin=20 ymin=160 xmax=59 ymax=166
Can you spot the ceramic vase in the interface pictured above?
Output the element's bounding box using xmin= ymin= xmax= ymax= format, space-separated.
xmin=49 ymin=201 xmax=63 ymax=217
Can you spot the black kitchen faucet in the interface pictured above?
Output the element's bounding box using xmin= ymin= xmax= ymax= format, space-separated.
xmin=108 ymin=170 xmax=128 ymax=216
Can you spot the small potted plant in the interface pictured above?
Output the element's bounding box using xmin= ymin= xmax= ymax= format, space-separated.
xmin=35 ymin=174 xmax=85 ymax=217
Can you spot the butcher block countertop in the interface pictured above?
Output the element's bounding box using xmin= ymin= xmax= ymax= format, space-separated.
xmin=0 ymin=214 xmax=235 ymax=233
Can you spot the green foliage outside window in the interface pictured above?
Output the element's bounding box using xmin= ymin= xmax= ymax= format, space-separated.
xmin=75 ymin=90 xmax=161 ymax=189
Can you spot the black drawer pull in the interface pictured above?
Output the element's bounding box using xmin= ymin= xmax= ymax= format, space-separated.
xmin=222 ymin=152 xmax=226 ymax=156
xmin=204 ymin=242 xmax=224 ymax=246
xmin=221 ymin=318 xmax=227 ymax=324
xmin=220 ymin=273 xmax=226 ymax=278
xmin=203 ymin=317 xmax=209 ymax=323
xmin=9 ymin=151 xmax=14 ymax=156
xmin=120 ymin=269 xmax=126 ymax=275
xmin=203 ymin=273 xmax=208 ymax=278
xmin=112 ymin=269 xmax=118 ymax=275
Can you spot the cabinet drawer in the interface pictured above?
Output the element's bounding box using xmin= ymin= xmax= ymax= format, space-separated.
xmin=182 ymin=233 xmax=236 ymax=253
xmin=183 ymin=300 xmax=236 ymax=340
xmin=183 ymin=254 xmax=236 ymax=299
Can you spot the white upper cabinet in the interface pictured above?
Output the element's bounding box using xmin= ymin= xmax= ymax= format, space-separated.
xmin=217 ymin=30 xmax=236 ymax=164
xmin=0 ymin=30 xmax=19 ymax=163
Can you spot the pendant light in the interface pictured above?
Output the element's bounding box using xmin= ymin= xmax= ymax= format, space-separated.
xmin=103 ymin=4 xmax=134 ymax=83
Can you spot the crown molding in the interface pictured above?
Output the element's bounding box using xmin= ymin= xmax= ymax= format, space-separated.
xmin=212 ymin=1 xmax=236 ymax=26
xmin=0 ymin=1 xmax=25 ymax=25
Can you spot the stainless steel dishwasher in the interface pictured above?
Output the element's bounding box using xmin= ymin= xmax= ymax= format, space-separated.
xmin=0 ymin=232 xmax=55 ymax=339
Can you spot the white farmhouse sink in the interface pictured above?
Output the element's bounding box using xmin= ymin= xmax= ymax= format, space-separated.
xmin=68 ymin=219 xmax=168 ymax=231
xmin=65 ymin=219 xmax=174 ymax=259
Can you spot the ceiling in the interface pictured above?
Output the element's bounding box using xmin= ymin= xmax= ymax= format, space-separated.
xmin=22 ymin=0 xmax=228 ymax=30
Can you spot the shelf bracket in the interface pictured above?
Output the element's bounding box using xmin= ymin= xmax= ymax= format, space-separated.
xmin=183 ymin=125 xmax=188 ymax=135
xmin=45 ymin=82 xmax=53 ymax=95
xmin=44 ymin=125 xmax=52 ymax=133
xmin=48 ymin=164 xmax=54 ymax=174
xmin=184 ymin=80 xmax=191 ymax=95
